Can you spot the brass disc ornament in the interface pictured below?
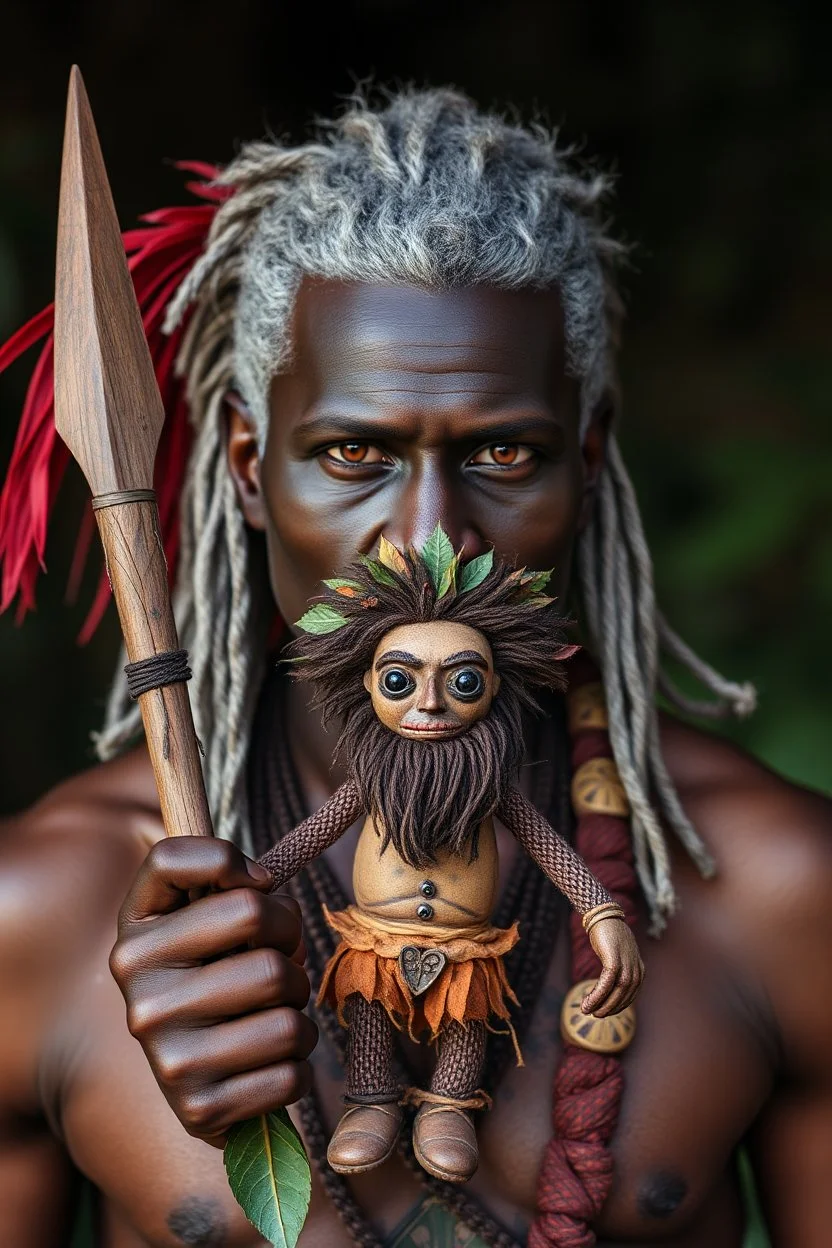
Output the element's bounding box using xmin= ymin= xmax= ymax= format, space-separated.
xmin=560 ymin=979 xmax=636 ymax=1054
xmin=571 ymin=757 xmax=630 ymax=818
xmin=567 ymin=681 xmax=609 ymax=734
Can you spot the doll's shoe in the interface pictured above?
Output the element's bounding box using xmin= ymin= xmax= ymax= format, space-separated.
xmin=412 ymin=1103 xmax=479 ymax=1183
xmin=327 ymin=1102 xmax=404 ymax=1174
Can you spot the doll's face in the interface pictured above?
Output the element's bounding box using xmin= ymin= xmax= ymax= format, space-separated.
xmin=362 ymin=621 xmax=500 ymax=740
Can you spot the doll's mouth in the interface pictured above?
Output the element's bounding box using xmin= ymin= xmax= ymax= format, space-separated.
xmin=399 ymin=720 xmax=462 ymax=737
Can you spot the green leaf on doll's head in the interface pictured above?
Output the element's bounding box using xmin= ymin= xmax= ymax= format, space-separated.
xmin=524 ymin=569 xmax=553 ymax=594
xmin=458 ymin=549 xmax=493 ymax=592
xmin=437 ymin=553 xmax=459 ymax=599
xmin=295 ymin=604 xmax=348 ymax=634
xmin=421 ymin=523 xmax=455 ymax=592
xmin=224 ymin=1110 xmax=311 ymax=1248
xmin=525 ymin=594 xmax=555 ymax=609
xmin=377 ymin=535 xmax=409 ymax=575
xmin=358 ymin=555 xmax=398 ymax=587
xmin=323 ymin=578 xmax=365 ymax=596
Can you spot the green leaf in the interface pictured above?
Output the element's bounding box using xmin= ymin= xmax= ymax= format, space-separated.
xmin=459 ymin=549 xmax=493 ymax=592
xmin=437 ymin=553 xmax=459 ymax=599
xmin=295 ymin=604 xmax=348 ymax=634
xmin=358 ymin=555 xmax=397 ymax=587
xmin=323 ymin=577 xmax=364 ymax=593
xmin=224 ymin=1110 xmax=311 ymax=1248
xmin=378 ymin=535 xmax=409 ymax=575
xmin=421 ymin=523 xmax=455 ymax=592
xmin=524 ymin=569 xmax=553 ymax=594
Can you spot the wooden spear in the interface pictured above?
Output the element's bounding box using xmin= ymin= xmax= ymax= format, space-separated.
xmin=53 ymin=71 xmax=311 ymax=1246
xmin=53 ymin=65 xmax=212 ymax=842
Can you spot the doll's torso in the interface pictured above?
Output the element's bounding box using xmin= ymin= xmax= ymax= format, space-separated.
xmin=351 ymin=813 xmax=499 ymax=932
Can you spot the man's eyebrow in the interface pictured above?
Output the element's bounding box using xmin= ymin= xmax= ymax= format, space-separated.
xmin=293 ymin=412 xmax=564 ymax=442
xmin=441 ymin=651 xmax=488 ymax=670
xmin=374 ymin=650 xmax=423 ymax=670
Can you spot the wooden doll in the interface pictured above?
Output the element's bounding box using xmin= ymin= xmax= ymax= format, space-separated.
xmin=258 ymin=527 xmax=642 ymax=1183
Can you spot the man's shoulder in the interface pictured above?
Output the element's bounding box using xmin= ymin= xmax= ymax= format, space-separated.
xmin=0 ymin=745 xmax=162 ymax=1113
xmin=659 ymin=710 xmax=831 ymax=871
xmin=0 ymin=743 xmax=161 ymax=959
xmin=658 ymin=713 xmax=831 ymax=1010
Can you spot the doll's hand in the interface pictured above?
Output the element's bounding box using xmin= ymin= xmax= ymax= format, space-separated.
xmin=581 ymin=918 xmax=644 ymax=1017
xmin=109 ymin=837 xmax=316 ymax=1147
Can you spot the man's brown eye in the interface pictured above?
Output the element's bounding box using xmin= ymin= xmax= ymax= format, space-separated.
xmin=469 ymin=444 xmax=533 ymax=468
xmin=339 ymin=443 xmax=368 ymax=462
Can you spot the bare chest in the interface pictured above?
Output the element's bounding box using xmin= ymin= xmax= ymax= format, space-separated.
xmin=55 ymin=911 xmax=771 ymax=1248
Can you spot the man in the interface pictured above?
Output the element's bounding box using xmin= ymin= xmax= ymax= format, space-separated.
xmin=0 ymin=89 xmax=830 ymax=1247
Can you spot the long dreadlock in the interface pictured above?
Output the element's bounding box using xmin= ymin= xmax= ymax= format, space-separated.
xmin=92 ymin=86 xmax=754 ymax=926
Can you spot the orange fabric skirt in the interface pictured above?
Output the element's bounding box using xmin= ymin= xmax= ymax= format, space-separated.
xmin=317 ymin=905 xmax=521 ymax=1045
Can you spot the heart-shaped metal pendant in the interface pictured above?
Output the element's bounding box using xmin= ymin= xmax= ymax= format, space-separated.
xmin=399 ymin=946 xmax=447 ymax=996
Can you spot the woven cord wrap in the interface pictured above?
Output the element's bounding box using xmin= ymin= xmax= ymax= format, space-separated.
xmin=529 ymin=654 xmax=639 ymax=1248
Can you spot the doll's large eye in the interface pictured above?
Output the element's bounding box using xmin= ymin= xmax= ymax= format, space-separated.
xmin=447 ymin=668 xmax=485 ymax=701
xmin=379 ymin=669 xmax=415 ymax=699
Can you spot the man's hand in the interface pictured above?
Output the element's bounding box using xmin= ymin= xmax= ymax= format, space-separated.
xmin=580 ymin=918 xmax=644 ymax=1017
xmin=109 ymin=837 xmax=317 ymax=1146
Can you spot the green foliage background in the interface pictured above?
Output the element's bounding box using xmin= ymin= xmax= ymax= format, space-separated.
xmin=0 ymin=4 xmax=828 ymax=1243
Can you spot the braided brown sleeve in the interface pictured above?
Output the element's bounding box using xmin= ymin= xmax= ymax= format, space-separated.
xmin=257 ymin=780 xmax=363 ymax=888
xmin=497 ymin=785 xmax=614 ymax=915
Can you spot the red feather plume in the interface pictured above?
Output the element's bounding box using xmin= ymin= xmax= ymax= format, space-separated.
xmin=0 ymin=161 xmax=228 ymax=641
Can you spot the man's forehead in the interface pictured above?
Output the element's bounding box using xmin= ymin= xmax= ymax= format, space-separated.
xmin=288 ymin=278 xmax=570 ymax=387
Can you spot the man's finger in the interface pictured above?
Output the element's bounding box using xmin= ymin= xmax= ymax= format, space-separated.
xmin=115 ymin=889 xmax=303 ymax=969
xmin=122 ymin=837 xmax=273 ymax=923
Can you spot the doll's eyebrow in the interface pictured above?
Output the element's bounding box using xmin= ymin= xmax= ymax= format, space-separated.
xmin=375 ymin=649 xmax=423 ymax=669
xmin=441 ymin=650 xmax=488 ymax=670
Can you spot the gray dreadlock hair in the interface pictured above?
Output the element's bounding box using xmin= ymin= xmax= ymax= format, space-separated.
xmin=93 ymin=87 xmax=755 ymax=929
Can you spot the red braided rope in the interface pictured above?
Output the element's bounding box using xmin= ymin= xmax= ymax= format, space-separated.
xmin=529 ymin=654 xmax=639 ymax=1248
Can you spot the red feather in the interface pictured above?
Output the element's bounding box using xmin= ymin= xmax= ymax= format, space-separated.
xmin=0 ymin=163 xmax=222 ymax=639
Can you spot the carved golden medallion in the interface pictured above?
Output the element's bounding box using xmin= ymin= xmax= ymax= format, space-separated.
xmin=571 ymin=757 xmax=629 ymax=818
xmin=567 ymin=681 xmax=609 ymax=734
xmin=560 ymin=979 xmax=636 ymax=1054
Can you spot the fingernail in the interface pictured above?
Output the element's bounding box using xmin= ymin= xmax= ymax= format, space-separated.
xmin=248 ymin=861 xmax=272 ymax=882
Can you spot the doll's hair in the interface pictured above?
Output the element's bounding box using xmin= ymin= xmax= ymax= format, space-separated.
xmin=289 ymin=547 xmax=576 ymax=728
xmin=92 ymin=87 xmax=756 ymax=927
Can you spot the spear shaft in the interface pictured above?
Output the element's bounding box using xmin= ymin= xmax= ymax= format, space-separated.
xmin=53 ymin=66 xmax=212 ymax=841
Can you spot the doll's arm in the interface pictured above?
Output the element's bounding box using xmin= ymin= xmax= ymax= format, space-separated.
xmin=257 ymin=780 xmax=363 ymax=888
xmin=497 ymin=784 xmax=614 ymax=914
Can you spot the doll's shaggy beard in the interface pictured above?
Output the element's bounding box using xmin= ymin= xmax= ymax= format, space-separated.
xmin=340 ymin=696 xmax=524 ymax=869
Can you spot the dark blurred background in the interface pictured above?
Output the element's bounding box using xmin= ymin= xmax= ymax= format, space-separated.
xmin=0 ymin=0 xmax=830 ymax=815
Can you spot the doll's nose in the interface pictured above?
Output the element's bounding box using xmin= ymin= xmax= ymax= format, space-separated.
xmin=418 ymin=675 xmax=446 ymax=713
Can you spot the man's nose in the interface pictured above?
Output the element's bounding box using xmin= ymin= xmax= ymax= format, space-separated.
xmin=417 ymin=673 xmax=446 ymax=713
xmin=383 ymin=458 xmax=486 ymax=557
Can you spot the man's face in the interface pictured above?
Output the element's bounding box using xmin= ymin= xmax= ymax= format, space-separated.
xmin=362 ymin=621 xmax=499 ymax=741
xmin=227 ymin=278 xmax=608 ymax=629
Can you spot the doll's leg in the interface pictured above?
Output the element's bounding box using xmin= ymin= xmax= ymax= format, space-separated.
xmin=411 ymin=1021 xmax=487 ymax=1183
xmin=327 ymin=995 xmax=403 ymax=1174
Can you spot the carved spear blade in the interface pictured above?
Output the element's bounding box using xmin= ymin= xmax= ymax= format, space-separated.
xmin=54 ymin=66 xmax=212 ymax=840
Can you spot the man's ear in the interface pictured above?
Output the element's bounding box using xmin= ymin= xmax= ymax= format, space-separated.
xmin=577 ymin=390 xmax=615 ymax=535
xmin=225 ymin=391 xmax=268 ymax=531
